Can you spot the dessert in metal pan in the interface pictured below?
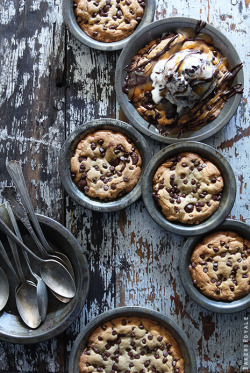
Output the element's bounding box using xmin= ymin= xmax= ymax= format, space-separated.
xmin=123 ymin=21 xmax=243 ymax=136
xmin=71 ymin=130 xmax=142 ymax=200
xmin=189 ymin=231 xmax=250 ymax=301
xmin=73 ymin=0 xmax=145 ymax=43
xmin=79 ymin=317 xmax=184 ymax=373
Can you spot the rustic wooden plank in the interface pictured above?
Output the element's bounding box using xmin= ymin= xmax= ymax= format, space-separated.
xmin=0 ymin=0 xmax=249 ymax=372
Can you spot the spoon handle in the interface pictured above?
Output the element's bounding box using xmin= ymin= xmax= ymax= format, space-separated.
xmin=0 ymin=217 xmax=41 ymax=262
xmin=2 ymin=187 xmax=48 ymax=257
xmin=6 ymin=161 xmax=51 ymax=253
xmin=0 ymin=240 xmax=18 ymax=279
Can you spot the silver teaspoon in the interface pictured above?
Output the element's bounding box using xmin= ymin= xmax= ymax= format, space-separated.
xmin=0 ymin=240 xmax=41 ymax=329
xmin=0 ymin=266 xmax=9 ymax=312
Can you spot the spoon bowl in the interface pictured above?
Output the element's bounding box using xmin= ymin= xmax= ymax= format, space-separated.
xmin=16 ymin=282 xmax=41 ymax=329
xmin=0 ymin=267 xmax=9 ymax=311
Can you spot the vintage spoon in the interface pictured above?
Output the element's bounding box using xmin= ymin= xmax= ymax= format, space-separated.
xmin=0 ymin=240 xmax=41 ymax=328
xmin=6 ymin=161 xmax=74 ymax=276
xmin=2 ymin=187 xmax=72 ymax=304
xmin=0 ymin=266 xmax=9 ymax=312
xmin=2 ymin=202 xmax=48 ymax=321
xmin=0 ymin=217 xmax=76 ymax=299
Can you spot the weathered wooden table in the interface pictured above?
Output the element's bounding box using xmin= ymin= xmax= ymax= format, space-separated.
xmin=0 ymin=0 xmax=249 ymax=372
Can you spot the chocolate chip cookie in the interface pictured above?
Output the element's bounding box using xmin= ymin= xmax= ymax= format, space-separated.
xmin=71 ymin=130 xmax=142 ymax=200
xmin=152 ymin=153 xmax=223 ymax=225
xmin=189 ymin=231 xmax=250 ymax=301
xmin=79 ymin=317 xmax=184 ymax=373
xmin=73 ymin=0 xmax=145 ymax=43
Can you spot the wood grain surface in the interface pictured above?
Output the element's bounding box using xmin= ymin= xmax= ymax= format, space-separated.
xmin=0 ymin=0 xmax=249 ymax=372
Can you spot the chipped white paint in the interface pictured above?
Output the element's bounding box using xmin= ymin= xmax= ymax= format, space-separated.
xmin=0 ymin=0 xmax=249 ymax=372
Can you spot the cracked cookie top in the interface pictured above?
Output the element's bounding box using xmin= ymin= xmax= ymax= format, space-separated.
xmin=71 ymin=130 xmax=142 ymax=200
xmin=79 ymin=316 xmax=184 ymax=373
xmin=73 ymin=0 xmax=145 ymax=43
xmin=152 ymin=152 xmax=224 ymax=225
xmin=189 ymin=231 xmax=250 ymax=301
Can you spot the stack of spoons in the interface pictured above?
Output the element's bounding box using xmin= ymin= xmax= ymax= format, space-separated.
xmin=0 ymin=160 xmax=76 ymax=329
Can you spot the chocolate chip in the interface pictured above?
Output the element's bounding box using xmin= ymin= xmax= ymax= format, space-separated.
xmin=104 ymin=185 xmax=109 ymax=191
xmin=211 ymin=278 xmax=216 ymax=283
xmin=242 ymin=274 xmax=248 ymax=278
xmin=154 ymin=353 xmax=159 ymax=359
xmin=131 ymin=152 xmax=139 ymax=165
xmin=203 ymin=268 xmax=208 ymax=273
xmin=78 ymin=180 xmax=87 ymax=189
xmin=213 ymin=247 xmax=219 ymax=252
xmin=181 ymin=163 xmax=187 ymax=167
xmin=144 ymin=360 xmax=150 ymax=367
xmin=136 ymin=16 xmax=142 ymax=21
xmin=92 ymin=177 xmax=97 ymax=184
xmin=183 ymin=180 xmax=188 ymax=184
xmin=123 ymin=177 xmax=130 ymax=182
xmin=117 ymin=9 xmax=123 ymax=18
xmin=79 ymin=156 xmax=87 ymax=162
xmin=103 ymin=5 xmax=111 ymax=12
xmin=148 ymin=334 xmax=153 ymax=340
xmin=110 ymin=158 xmax=120 ymax=167
xmin=93 ymin=31 xmax=98 ymax=37
xmin=242 ymin=265 xmax=247 ymax=270
xmin=226 ymin=261 xmax=232 ymax=267
xmin=84 ymin=186 xmax=89 ymax=192
xmin=184 ymin=203 xmax=194 ymax=213
xmin=180 ymin=173 xmax=186 ymax=179
xmin=138 ymin=323 xmax=144 ymax=329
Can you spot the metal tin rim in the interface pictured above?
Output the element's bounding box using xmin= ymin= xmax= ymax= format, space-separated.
xmin=0 ymin=214 xmax=90 ymax=344
xmin=179 ymin=219 xmax=250 ymax=313
xmin=68 ymin=306 xmax=197 ymax=372
xmin=62 ymin=0 xmax=156 ymax=51
xmin=59 ymin=118 xmax=151 ymax=212
xmin=115 ymin=17 xmax=244 ymax=144
xmin=142 ymin=141 xmax=236 ymax=236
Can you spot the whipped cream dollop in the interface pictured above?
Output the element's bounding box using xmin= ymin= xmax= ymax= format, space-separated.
xmin=150 ymin=49 xmax=219 ymax=113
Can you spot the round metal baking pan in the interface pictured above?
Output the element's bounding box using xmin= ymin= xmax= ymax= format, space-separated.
xmin=142 ymin=141 xmax=236 ymax=236
xmin=63 ymin=0 xmax=155 ymax=51
xmin=69 ymin=306 xmax=197 ymax=372
xmin=59 ymin=118 xmax=151 ymax=212
xmin=179 ymin=219 xmax=250 ymax=313
xmin=115 ymin=17 xmax=244 ymax=144
xmin=0 ymin=214 xmax=89 ymax=344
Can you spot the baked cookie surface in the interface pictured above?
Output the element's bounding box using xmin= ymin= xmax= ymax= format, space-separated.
xmin=79 ymin=316 xmax=184 ymax=373
xmin=189 ymin=231 xmax=250 ymax=301
xmin=152 ymin=153 xmax=223 ymax=225
xmin=74 ymin=0 xmax=145 ymax=43
xmin=71 ymin=130 xmax=142 ymax=200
